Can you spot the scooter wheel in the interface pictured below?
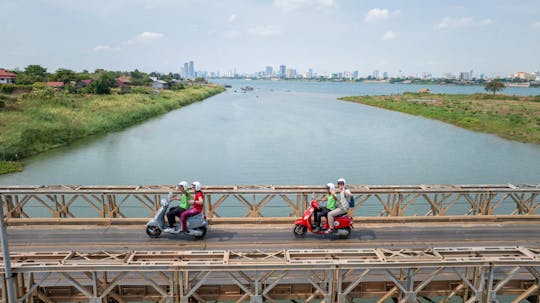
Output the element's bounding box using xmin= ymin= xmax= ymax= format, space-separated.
xmin=293 ymin=224 xmax=307 ymax=238
xmin=338 ymin=227 xmax=352 ymax=239
xmin=193 ymin=226 xmax=208 ymax=240
xmin=146 ymin=226 xmax=161 ymax=238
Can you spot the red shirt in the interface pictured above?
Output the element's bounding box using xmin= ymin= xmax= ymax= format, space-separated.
xmin=193 ymin=191 xmax=204 ymax=211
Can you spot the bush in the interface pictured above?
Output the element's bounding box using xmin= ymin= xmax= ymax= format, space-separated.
xmin=0 ymin=84 xmax=16 ymax=94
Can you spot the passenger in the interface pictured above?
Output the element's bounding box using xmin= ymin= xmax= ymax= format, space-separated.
xmin=164 ymin=181 xmax=191 ymax=232
xmin=313 ymin=183 xmax=338 ymax=232
xmin=179 ymin=181 xmax=204 ymax=232
xmin=326 ymin=178 xmax=351 ymax=233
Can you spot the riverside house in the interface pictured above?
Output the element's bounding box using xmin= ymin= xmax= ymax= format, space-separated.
xmin=152 ymin=80 xmax=169 ymax=89
xmin=0 ymin=69 xmax=17 ymax=84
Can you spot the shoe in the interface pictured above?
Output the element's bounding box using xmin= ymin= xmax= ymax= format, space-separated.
xmin=325 ymin=229 xmax=334 ymax=234
xmin=313 ymin=227 xmax=320 ymax=232
xmin=163 ymin=227 xmax=175 ymax=233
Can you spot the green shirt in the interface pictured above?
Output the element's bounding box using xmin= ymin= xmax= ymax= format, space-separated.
xmin=179 ymin=192 xmax=192 ymax=209
xmin=326 ymin=194 xmax=337 ymax=210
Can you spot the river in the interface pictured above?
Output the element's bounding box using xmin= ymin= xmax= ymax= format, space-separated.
xmin=0 ymin=80 xmax=539 ymax=186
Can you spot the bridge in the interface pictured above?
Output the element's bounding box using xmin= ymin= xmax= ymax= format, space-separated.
xmin=1 ymin=184 xmax=539 ymax=303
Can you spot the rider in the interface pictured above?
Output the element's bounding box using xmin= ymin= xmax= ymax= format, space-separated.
xmin=313 ymin=183 xmax=338 ymax=232
xmin=179 ymin=181 xmax=204 ymax=233
xmin=326 ymin=178 xmax=351 ymax=233
xmin=164 ymin=181 xmax=191 ymax=233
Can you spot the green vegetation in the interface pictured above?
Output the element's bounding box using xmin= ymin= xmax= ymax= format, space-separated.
xmin=0 ymin=85 xmax=225 ymax=174
xmin=339 ymin=92 xmax=540 ymax=144
xmin=484 ymin=80 xmax=505 ymax=95
xmin=0 ymin=161 xmax=23 ymax=174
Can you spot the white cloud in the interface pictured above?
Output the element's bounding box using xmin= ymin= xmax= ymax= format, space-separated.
xmin=248 ymin=25 xmax=280 ymax=36
xmin=93 ymin=45 xmax=121 ymax=52
xmin=228 ymin=14 xmax=237 ymax=23
xmin=479 ymin=18 xmax=492 ymax=26
xmin=128 ymin=32 xmax=165 ymax=44
xmin=364 ymin=8 xmax=400 ymax=23
xmin=273 ymin=0 xmax=334 ymax=13
xmin=436 ymin=17 xmax=473 ymax=30
xmin=221 ymin=30 xmax=241 ymax=38
xmin=533 ymin=21 xmax=540 ymax=29
xmin=382 ymin=31 xmax=397 ymax=40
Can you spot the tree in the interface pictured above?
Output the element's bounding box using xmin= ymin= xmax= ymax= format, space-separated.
xmin=88 ymin=72 xmax=116 ymax=94
xmin=15 ymin=64 xmax=48 ymax=84
xmin=484 ymin=80 xmax=505 ymax=95
xmin=50 ymin=68 xmax=77 ymax=84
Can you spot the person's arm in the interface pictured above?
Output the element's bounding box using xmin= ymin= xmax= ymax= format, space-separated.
xmin=190 ymin=193 xmax=204 ymax=206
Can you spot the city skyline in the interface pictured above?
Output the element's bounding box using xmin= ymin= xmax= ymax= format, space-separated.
xmin=1 ymin=0 xmax=539 ymax=77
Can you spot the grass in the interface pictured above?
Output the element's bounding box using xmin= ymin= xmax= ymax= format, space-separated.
xmin=0 ymin=85 xmax=225 ymax=174
xmin=339 ymin=92 xmax=540 ymax=145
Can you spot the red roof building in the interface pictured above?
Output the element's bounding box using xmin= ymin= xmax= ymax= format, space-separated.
xmin=0 ymin=69 xmax=17 ymax=84
xmin=45 ymin=81 xmax=65 ymax=87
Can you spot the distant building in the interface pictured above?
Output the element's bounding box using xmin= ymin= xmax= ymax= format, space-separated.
xmin=0 ymin=69 xmax=16 ymax=84
xmin=352 ymin=71 xmax=359 ymax=79
xmin=513 ymin=72 xmax=536 ymax=81
xmin=45 ymin=81 xmax=64 ymax=88
xmin=286 ymin=68 xmax=296 ymax=78
xmin=189 ymin=61 xmax=194 ymax=79
xmin=183 ymin=62 xmax=189 ymax=79
xmin=372 ymin=70 xmax=379 ymax=79
xmin=459 ymin=72 xmax=471 ymax=81
xmin=152 ymin=80 xmax=169 ymax=89
xmin=279 ymin=65 xmax=286 ymax=78
xmin=265 ymin=66 xmax=273 ymax=77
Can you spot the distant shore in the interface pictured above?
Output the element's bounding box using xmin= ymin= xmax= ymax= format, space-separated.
xmin=0 ymin=85 xmax=225 ymax=175
xmin=340 ymin=92 xmax=540 ymax=145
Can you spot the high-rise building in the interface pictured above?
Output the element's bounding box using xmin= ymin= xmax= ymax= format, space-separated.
xmin=279 ymin=65 xmax=286 ymax=78
xmin=383 ymin=72 xmax=388 ymax=79
xmin=183 ymin=62 xmax=189 ymax=79
xmin=265 ymin=66 xmax=273 ymax=77
xmin=189 ymin=61 xmax=194 ymax=79
xmin=352 ymin=71 xmax=359 ymax=79
xmin=286 ymin=69 xmax=297 ymax=78
xmin=307 ymin=68 xmax=313 ymax=78
xmin=372 ymin=70 xmax=379 ymax=79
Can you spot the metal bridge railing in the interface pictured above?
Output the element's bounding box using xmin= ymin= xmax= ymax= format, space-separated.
xmin=1 ymin=246 xmax=540 ymax=302
xmin=0 ymin=184 xmax=539 ymax=222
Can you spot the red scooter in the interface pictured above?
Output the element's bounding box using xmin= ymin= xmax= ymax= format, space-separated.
xmin=293 ymin=199 xmax=353 ymax=239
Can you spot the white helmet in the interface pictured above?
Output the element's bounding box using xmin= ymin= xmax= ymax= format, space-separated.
xmin=337 ymin=178 xmax=346 ymax=185
xmin=326 ymin=183 xmax=335 ymax=191
xmin=192 ymin=181 xmax=201 ymax=191
xmin=178 ymin=181 xmax=188 ymax=191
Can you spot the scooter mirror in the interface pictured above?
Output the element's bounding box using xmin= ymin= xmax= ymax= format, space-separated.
xmin=160 ymin=199 xmax=168 ymax=207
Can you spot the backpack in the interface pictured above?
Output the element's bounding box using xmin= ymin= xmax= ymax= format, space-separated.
xmin=349 ymin=195 xmax=355 ymax=208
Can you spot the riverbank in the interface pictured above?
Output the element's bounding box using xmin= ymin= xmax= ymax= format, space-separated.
xmin=340 ymin=93 xmax=540 ymax=145
xmin=0 ymin=85 xmax=225 ymax=175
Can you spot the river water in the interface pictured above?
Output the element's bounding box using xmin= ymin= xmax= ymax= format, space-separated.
xmin=1 ymin=80 xmax=539 ymax=186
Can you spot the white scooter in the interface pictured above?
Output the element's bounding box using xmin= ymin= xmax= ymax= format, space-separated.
xmin=146 ymin=193 xmax=208 ymax=239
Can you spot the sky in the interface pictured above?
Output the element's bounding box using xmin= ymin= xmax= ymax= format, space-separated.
xmin=1 ymin=0 xmax=539 ymax=77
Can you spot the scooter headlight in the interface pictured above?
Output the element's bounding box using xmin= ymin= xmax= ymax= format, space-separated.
xmin=160 ymin=199 xmax=168 ymax=207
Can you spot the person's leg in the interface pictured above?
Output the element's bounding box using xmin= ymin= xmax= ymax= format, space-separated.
xmin=180 ymin=208 xmax=201 ymax=231
xmin=316 ymin=208 xmax=329 ymax=228
xmin=166 ymin=207 xmax=180 ymax=227
xmin=327 ymin=208 xmax=346 ymax=231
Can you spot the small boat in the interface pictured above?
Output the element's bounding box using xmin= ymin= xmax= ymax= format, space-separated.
xmin=241 ymin=86 xmax=254 ymax=91
xmin=224 ymin=84 xmax=232 ymax=88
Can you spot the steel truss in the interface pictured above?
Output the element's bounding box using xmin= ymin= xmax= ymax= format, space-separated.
xmin=1 ymin=246 xmax=540 ymax=302
xmin=1 ymin=184 xmax=539 ymax=224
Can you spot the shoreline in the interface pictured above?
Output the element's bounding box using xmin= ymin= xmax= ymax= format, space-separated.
xmin=0 ymin=85 xmax=225 ymax=175
xmin=339 ymin=92 xmax=540 ymax=145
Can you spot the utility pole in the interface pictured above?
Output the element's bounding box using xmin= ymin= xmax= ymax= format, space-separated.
xmin=0 ymin=196 xmax=16 ymax=303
